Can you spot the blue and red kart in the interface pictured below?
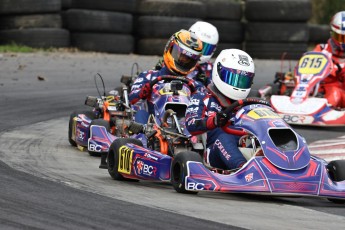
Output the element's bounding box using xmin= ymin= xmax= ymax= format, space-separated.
xmin=94 ymin=97 xmax=345 ymax=203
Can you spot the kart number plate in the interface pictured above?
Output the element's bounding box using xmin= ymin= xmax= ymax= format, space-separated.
xmin=297 ymin=53 xmax=329 ymax=75
xmin=118 ymin=146 xmax=133 ymax=174
xmin=247 ymin=108 xmax=280 ymax=120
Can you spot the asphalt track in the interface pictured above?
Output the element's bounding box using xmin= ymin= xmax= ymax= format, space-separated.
xmin=0 ymin=53 xmax=345 ymax=229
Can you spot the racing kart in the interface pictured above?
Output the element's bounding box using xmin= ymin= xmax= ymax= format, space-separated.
xmin=68 ymin=72 xmax=136 ymax=156
xmin=258 ymin=51 xmax=345 ymax=126
xmin=102 ymin=98 xmax=345 ymax=203
xmin=89 ymin=75 xmax=202 ymax=170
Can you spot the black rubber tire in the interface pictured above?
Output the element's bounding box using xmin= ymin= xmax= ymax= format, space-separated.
xmin=71 ymin=33 xmax=134 ymax=54
xmin=245 ymin=42 xmax=308 ymax=60
xmin=71 ymin=0 xmax=138 ymax=13
xmin=136 ymin=38 xmax=166 ymax=56
xmin=107 ymin=138 xmax=143 ymax=180
xmin=309 ymin=24 xmax=330 ymax=43
xmin=0 ymin=14 xmax=62 ymax=30
xmin=88 ymin=119 xmax=111 ymax=156
xmin=245 ymin=0 xmax=312 ymax=22
xmin=137 ymin=0 xmax=207 ymax=18
xmin=198 ymin=0 xmax=242 ymax=20
xmin=171 ymin=151 xmax=202 ymax=194
xmin=0 ymin=0 xmax=61 ymax=14
xmin=68 ymin=110 xmax=96 ymax=147
xmin=327 ymin=160 xmax=345 ymax=204
xmin=327 ymin=160 xmax=345 ymax=182
xmin=208 ymin=20 xmax=244 ymax=43
xmin=136 ymin=16 xmax=198 ymax=38
xmin=62 ymin=9 xmax=133 ymax=33
xmin=0 ymin=28 xmax=70 ymax=48
xmin=245 ymin=22 xmax=309 ymax=43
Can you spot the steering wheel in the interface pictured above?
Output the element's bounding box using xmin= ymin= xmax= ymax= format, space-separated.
xmin=149 ymin=75 xmax=196 ymax=93
xmin=221 ymin=97 xmax=271 ymax=136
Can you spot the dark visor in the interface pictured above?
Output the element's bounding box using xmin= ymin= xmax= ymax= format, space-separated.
xmin=171 ymin=43 xmax=200 ymax=71
xmin=202 ymin=42 xmax=216 ymax=56
xmin=217 ymin=62 xmax=254 ymax=89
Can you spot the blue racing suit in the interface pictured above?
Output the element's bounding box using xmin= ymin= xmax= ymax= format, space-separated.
xmin=129 ymin=66 xmax=206 ymax=124
xmin=185 ymin=83 xmax=247 ymax=170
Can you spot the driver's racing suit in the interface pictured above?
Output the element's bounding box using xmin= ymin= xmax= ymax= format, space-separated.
xmin=313 ymin=39 xmax=345 ymax=108
xmin=185 ymin=83 xmax=247 ymax=170
xmin=129 ymin=66 xmax=205 ymax=124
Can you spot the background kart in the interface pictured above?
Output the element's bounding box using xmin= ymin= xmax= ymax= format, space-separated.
xmin=102 ymin=98 xmax=345 ymax=203
xmin=258 ymin=51 xmax=345 ymax=126
xmin=89 ymin=75 xmax=203 ymax=169
xmin=68 ymin=71 xmax=136 ymax=156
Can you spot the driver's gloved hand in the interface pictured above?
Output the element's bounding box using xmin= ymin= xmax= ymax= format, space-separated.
xmin=196 ymin=73 xmax=207 ymax=86
xmin=214 ymin=112 xmax=229 ymax=127
xmin=139 ymin=82 xmax=151 ymax=99
xmin=128 ymin=122 xmax=145 ymax=134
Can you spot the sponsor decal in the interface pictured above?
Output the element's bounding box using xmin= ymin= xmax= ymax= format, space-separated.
xmin=245 ymin=173 xmax=253 ymax=182
xmin=282 ymin=114 xmax=313 ymax=124
xmin=210 ymin=102 xmax=222 ymax=112
xmin=136 ymin=160 xmax=157 ymax=176
xmin=89 ymin=143 xmax=102 ymax=152
xmin=238 ymin=54 xmax=250 ymax=66
xmin=144 ymin=153 xmax=159 ymax=161
xmin=76 ymin=130 xmax=85 ymax=140
xmin=189 ymin=98 xmax=200 ymax=106
xmin=247 ymin=108 xmax=280 ymax=119
xmin=215 ymin=139 xmax=231 ymax=160
xmin=187 ymin=182 xmax=205 ymax=190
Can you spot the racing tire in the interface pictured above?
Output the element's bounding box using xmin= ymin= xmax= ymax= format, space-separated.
xmin=107 ymin=138 xmax=143 ymax=181
xmin=0 ymin=14 xmax=62 ymax=30
xmin=68 ymin=110 xmax=96 ymax=147
xmin=88 ymin=119 xmax=110 ymax=156
xmin=171 ymin=151 xmax=202 ymax=194
xmin=327 ymin=160 xmax=345 ymax=204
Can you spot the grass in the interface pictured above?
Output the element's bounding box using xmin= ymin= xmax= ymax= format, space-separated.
xmin=0 ymin=43 xmax=79 ymax=53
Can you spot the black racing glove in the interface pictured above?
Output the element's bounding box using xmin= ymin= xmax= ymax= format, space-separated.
xmin=196 ymin=73 xmax=208 ymax=86
xmin=214 ymin=112 xmax=230 ymax=127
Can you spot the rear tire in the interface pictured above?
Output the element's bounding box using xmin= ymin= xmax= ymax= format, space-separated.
xmin=327 ymin=160 xmax=345 ymax=204
xmin=88 ymin=119 xmax=110 ymax=156
xmin=171 ymin=151 xmax=202 ymax=194
xmin=107 ymin=138 xmax=143 ymax=180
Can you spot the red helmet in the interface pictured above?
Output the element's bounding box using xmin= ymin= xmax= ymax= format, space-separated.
xmin=163 ymin=29 xmax=203 ymax=75
xmin=330 ymin=11 xmax=345 ymax=51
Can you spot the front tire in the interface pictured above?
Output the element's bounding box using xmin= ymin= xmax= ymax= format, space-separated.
xmin=107 ymin=138 xmax=143 ymax=180
xmin=327 ymin=160 xmax=345 ymax=204
xmin=171 ymin=151 xmax=202 ymax=194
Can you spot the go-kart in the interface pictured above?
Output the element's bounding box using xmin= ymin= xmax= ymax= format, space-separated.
xmin=102 ymin=97 xmax=345 ymax=203
xmin=258 ymin=51 xmax=345 ymax=126
xmin=68 ymin=71 xmax=136 ymax=156
xmin=90 ymin=75 xmax=201 ymax=171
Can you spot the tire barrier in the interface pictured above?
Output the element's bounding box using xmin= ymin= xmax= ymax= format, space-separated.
xmin=0 ymin=0 xmax=69 ymax=48
xmin=244 ymin=0 xmax=312 ymax=59
xmin=0 ymin=0 xmax=326 ymax=59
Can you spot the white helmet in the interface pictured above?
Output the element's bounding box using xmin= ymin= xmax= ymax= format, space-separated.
xmin=189 ymin=21 xmax=219 ymax=63
xmin=330 ymin=11 xmax=345 ymax=50
xmin=212 ymin=49 xmax=255 ymax=100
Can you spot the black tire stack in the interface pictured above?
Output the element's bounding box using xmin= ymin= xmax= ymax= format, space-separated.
xmin=62 ymin=0 xmax=137 ymax=53
xmin=308 ymin=24 xmax=330 ymax=47
xmin=244 ymin=0 xmax=312 ymax=60
xmin=135 ymin=0 xmax=207 ymax=56
xmin=198 ymin=0 xmax=244 ymax=57
xmin=0 ymin=0 xmax=70 ymax=48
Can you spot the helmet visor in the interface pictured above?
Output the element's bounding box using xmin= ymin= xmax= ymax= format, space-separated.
xmin=202 ymin=42 xmax=217 ymax=56
xmin=171 ymin=43 xmax=200 ymax=71
xmin=217 ymin=62 xmax=254 ymax=89
xmin=331 ymin=31 xmax=345 ymax=43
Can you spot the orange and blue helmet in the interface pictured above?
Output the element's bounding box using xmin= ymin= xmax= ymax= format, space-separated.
xmin=163 ymin=29 xmax=203 ymax=75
